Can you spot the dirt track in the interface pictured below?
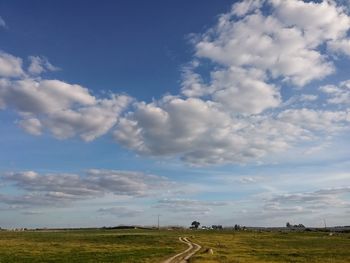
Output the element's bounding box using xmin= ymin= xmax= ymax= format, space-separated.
xmin=162 ymin=237 xmax=201 ymax=263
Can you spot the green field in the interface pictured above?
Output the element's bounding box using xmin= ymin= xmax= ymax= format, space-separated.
xmin=0 ymin=229 xmax=349 ymax=262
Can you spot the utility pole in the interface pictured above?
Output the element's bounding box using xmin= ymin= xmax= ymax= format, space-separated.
xmin=157 ymin=214 xmax=160 ymax=230
xmin=323 ymin=218 xmax=327 ymax=229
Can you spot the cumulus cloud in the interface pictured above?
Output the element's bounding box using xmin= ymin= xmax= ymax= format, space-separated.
xmin=115 ymin=96 xmax=350 ymax=165
xmin=41 ymin=94 xmax=131 ymax=141
xmin=0 ymin=170 xmax=176 ymax=208
xmin=193 ymin=0 xmax=346 ymax=87
xmin=0 ymin=56 xmax=132 ymax=141
xmin=0 ymin=78 xmax=96 ymax=114
xmin=182 ymin=66 xmax=281 ymax=114
xmin=112 ymin=0 xmax=350 ymax=165
xmin=182 ymin=0 xmax=350 ymax=112
xmin=2 ymin=0 xmax=350 ymax=166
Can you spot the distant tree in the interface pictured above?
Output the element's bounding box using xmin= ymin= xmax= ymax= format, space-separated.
xmin=191 ymin=221 xmax=200 ymax=229
xmin=234 ymin=224 xmax=241 ymax=231
xmin=286 ymin=222 xmax=291 ymax=228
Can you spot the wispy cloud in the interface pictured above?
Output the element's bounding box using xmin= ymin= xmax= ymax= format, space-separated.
xmin=97 ymin=207 xmax=143 ymax=218
xmin=153 ymin=199 xmax=227 ymax=215
xmin=0 ymin=16 xmax=6 ymax=28
xmin=28 ymin=56 xmax=60 ymax=75
xmin=0 ymin=170 xmax=178 ymax=208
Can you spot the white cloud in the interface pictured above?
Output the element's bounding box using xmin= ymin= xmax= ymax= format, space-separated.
xmin=299 ymin=94 xmax=318 ymax=102
xmin=2 ymin=1 xmax=350 ymax=166
xmin=232 ymin=0 xmax=263 ymax=17
xmin=320 ymin=80 xmax=350 ymax=105
xmin=271 ymin=0 xmax=350 ymax=45
xmin=28 ymin=56 xmax=59 ymax=75
xmin=211 ymin=67 xmax=281 ymax=114
xmin=0 ymin=169 xmax=177 ymax=208
xmin=0 ymin=78 xmax=96 ymax=114
xmin=182 ymin=66 xmax=280 ymax=114
xmin=277 ymin=108 xmax=350 ymax=133
xmin=42 ymin=94 xmax=131 ymax=141
xmin=328 ymin=38 xmax=350 ymax=56
xmin=112 ymin=0 xmax=350 ymax=165
xmin=18 ymin=118 xmax=42 ymax=136
xmin=0 ymin=51 xmax=24 ymax=78
xmin=194 ymin=4 xmax=335 ymax=87
xmin=115 ymin=95 xmax=350 ymax=165
xmin=0 ymin=60 xmax=132 ymax=141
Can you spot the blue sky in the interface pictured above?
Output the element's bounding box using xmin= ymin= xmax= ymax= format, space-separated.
xmin=1 ymin=0 xmax=350 ymax=228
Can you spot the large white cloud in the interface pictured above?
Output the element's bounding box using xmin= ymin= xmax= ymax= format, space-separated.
xmin=194 ymin=5 xmax=334 ymax=86
xmin=2 ymin=0 xmax=350 ymax=166
xmin=113 ymin=0 xmax=350 ymax=165
xmin=114 ymin=95 xmax=350 ymax=165
xmin=0 ymin=52 xmax=132 ymax=141
xmin=184 ymin=0 xmax=350 ymax=109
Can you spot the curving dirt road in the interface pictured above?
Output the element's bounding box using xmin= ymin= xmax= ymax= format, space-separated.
xmin=162 ymin=237 xmax=201 ymax=263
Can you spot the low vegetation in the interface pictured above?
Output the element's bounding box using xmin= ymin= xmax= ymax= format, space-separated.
xmin=191 ymin=230 xmax=350 ymax=263
xmin=0 ymin=229 xmax=184 ymax=263
xmin=0 ymin=229 xmax=349 ymax=262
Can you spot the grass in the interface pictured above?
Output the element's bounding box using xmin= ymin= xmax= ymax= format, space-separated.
xmin=0 ymin=229 xmax=185 ymax=263
xmin=0 ymin=229 xmax=349 ymax=262
xmin=190 ymin=230 xmax=350 ymax=263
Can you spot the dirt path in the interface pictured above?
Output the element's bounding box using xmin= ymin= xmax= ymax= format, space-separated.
xmin=162 ymin=237 xmax=201 ymax=263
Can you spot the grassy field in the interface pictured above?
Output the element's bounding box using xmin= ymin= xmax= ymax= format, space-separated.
xmin=0 ymin=229 xmax=185 ymax=263
xmin=191 ymin=230 xmax=350 ymax=263
xmin=0 ymin=229 xmax=349 ymax=262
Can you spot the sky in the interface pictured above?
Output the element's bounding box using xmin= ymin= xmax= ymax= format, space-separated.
xmin=1 ymin=0 xmax=350 ymax=229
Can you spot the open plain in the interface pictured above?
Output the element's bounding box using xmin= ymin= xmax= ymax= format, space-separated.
xmin=0 ymin=229 xmax=350 ymax=263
